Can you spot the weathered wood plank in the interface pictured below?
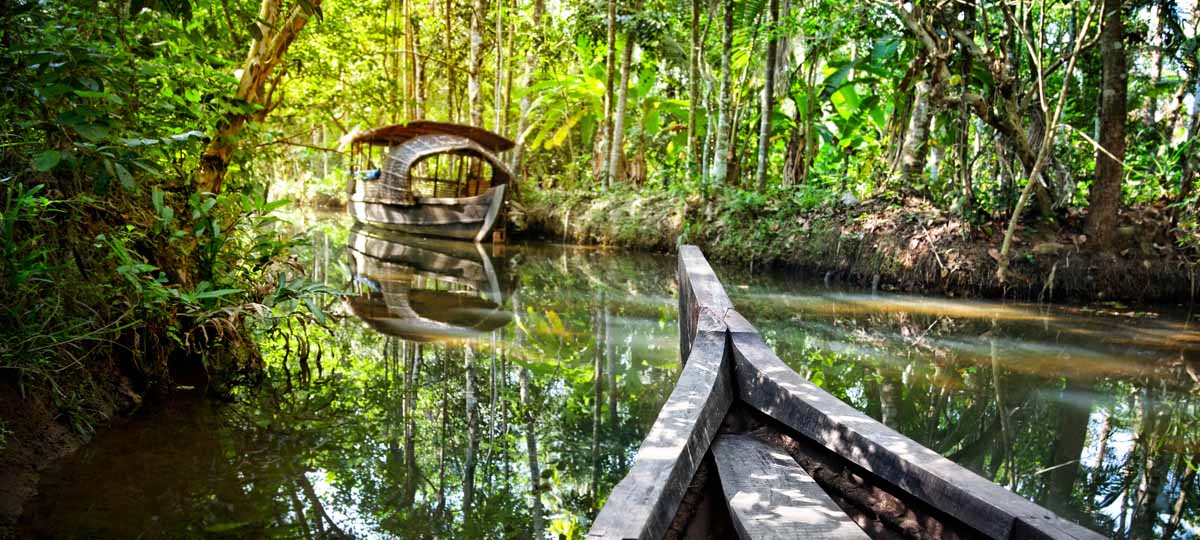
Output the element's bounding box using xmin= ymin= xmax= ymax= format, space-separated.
xmin=587 ymin=329 xmax=734 ymax=540
xmin=712 ymin=434 xmax=871 ymax=540
xmin=729 ymin=330 xmax=1107 ymax=540
xmin=677 ymin=244 xmax=734 ymax=363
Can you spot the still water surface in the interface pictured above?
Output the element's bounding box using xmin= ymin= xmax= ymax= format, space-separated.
xmin=16 ymin=213 xmax=1200 ymax=539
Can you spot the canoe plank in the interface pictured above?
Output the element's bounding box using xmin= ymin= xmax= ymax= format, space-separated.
xmin=712 ymin=434 xmax=871 ymax=540
xmin=587 ymin=329 xmax=733 ymax=540
xmin=729 ymin=330 xmax=1107 ymax=540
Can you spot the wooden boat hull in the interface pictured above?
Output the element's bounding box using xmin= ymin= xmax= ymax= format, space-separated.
xmin=588 ymin=246 xmax=1109 ymax=540
xmin=348 ymin=183 xmax=506 ymax=242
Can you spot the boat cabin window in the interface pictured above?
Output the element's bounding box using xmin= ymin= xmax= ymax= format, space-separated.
xmin=409 ymin=153 xmax=495 ymax=199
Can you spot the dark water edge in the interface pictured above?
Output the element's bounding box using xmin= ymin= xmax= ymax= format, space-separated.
xmin=13 ymin=213 xmax=1200 ymax=539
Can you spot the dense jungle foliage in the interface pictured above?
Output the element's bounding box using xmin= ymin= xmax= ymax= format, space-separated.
xmin=1 ymin=0 xmax=1199 ymax=538
xmin=3 ymin=0 xmax=1199 ymax=378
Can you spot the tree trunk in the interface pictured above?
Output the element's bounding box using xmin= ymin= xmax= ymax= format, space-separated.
xmin=445 ymin=0 xmax=455 ymax=121
xmin=754 ymin=0 xmax=779 ymax=191
xmin=782 ymin=126 xmax=806 ymax=185
xmin=437 ymin=347 xmax=448 ymax=517
xmin=1177 ymin=78 xmax=1200 ymax=208
xmin=520 ymin=365 xmax=542 ymax=536
xmin=493 ymin=0 xmax=504 ymax=133
xmin=404 ymin=0 xmax=417 ymax=119
xmin=607 ymin=30 xmax=635 ymax=185
xmin=708 ymin=0 xmax=734 ymax=184
xmin=1085 ymin=0 xmax=1127 ymax=249
xmin=463 ymin=344 xmax=479 ymax=523
xmin=600 ymin=0 xmax=617 ymax=190
xmin=589 ymin=299 xmax=605 ymax=510
xmin=687 ymin=0 xmax=701 ymax=171
xmin=509 ymin=0 xmax=546 ymax=178
xmin=403 ymin=343 xmax=417 ymax=506
xmin=415 ymin=2 xmax=426 ymax=119
xmin=197 ymin=0 xmax=321 ymax=193
xmin=468 ymin=0 xmax=486 ymax=128
xmin=892 ymin=79 xmax=933 ymax=191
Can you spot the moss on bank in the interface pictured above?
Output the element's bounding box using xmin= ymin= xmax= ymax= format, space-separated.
xmin=514 ymin=189 xmax=1198 ymax=304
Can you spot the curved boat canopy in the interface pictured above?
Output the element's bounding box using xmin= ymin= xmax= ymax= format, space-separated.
xmin=351 ymin=121 xmax=515 ymax=152
xmin=350 ymin=122 xmax=514 ymax=206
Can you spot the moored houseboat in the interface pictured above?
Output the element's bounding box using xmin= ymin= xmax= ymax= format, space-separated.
xmin=347 ymin=121 xmax=513 ymax=242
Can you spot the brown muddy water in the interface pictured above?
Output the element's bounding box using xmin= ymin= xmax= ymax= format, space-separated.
xmin=13 ymin=213 xmax=1200 ymax=539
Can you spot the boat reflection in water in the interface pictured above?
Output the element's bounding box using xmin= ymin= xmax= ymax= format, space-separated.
xmin=344 ymin=225 xmax=513 ymax=342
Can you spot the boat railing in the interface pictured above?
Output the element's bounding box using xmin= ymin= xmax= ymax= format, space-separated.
xmin=586 ymin=245 xmax=1106 ymax=540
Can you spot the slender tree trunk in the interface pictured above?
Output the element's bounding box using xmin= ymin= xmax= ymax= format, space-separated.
xmin=957 ymin=2 xmax=975 ymax=214
xmin=589 ymin=298 xmax=605 ymax=510
xmin=1177 ymin=78 xmax=1200 ymax=207
xmin=445 ymin=0 xmax=455 ymax=121
xmin=493 ymin=0 xmax=503 ymax=132
xmin=520 ymin=365 xmax=542 ymax=536
xmin=708 ymin=0 xmax=734 ymax=184
xmin=404 ymin=343 xmax=418 ymax=505
xmin=437 ymin=348 xmax=448 ymax=517
xmin=1085 ymin=0 xmax=1127 ymax=249
xmin=606 ymin=307 xmax=617 ymax=434
xmin=1144 ymin=2 xmax=1165 ymax=126
xmin=405 ymin=0 xmax=417 ymax=119
xmin=509 ymin=0 xmax=546 ymax=177
xmin=755 ymin=0 xmax=779 ymax=191
xmin=197 ymin=0 xmax=322 ymax=193
xmin=463 ymin=344 xmax=479 ymax=523
xmin=607 ymin=29 xmax=635 ymax=185
xmin=468 ymin=0 xmax=486 ymax=127
xmin=413 ymin=6 xmax=425 ymax=119
xmin=687 ymin=0 xmax=701 ymax=171
xmin=701 ymin=75 xmax=715 ymax=180
xmin=600 ymin=0 xmax=617 ymax=190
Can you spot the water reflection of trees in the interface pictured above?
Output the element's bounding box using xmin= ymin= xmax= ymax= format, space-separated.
xmin=727 ymin=285 xmax=1199 ymax=539
xmin=19 ymin=242 xmax=682 ymax=540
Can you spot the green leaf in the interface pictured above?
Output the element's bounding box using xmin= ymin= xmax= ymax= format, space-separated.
xmin=73 ymin=90 xmax=125 ymax=105
xmin=303 ymin=297 xmax=327 ymax=324
xmin=546 ymin=110 xmax=585 ymax=149
xmin=74 ymin=123 xmax=110 ymax=143
xmin=32 ymin=151 xmax=63 ymax=172
xmin=191 ymin=288 xmax=242 ymax=300
xmin=261 ymin=198 xmax=290 ymax=214
xmin=203 ymin=522 xmax=251 ymax=533
xmin=114 ymin=162 xmax=135 ymax=191
xmin=871 ymin=36 xmax=902 ymax=65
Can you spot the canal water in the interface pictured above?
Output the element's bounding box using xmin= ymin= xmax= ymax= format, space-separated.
xmin=15 ymin=213 xmax=1200 ymax=539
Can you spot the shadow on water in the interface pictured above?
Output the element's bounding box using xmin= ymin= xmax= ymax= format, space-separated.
xmin=16 ymin=214 xmax=1200 ymax=539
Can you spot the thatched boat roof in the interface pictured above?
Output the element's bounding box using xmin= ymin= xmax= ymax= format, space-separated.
xmin=351 ymin=121 xmax=515 ymax=152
